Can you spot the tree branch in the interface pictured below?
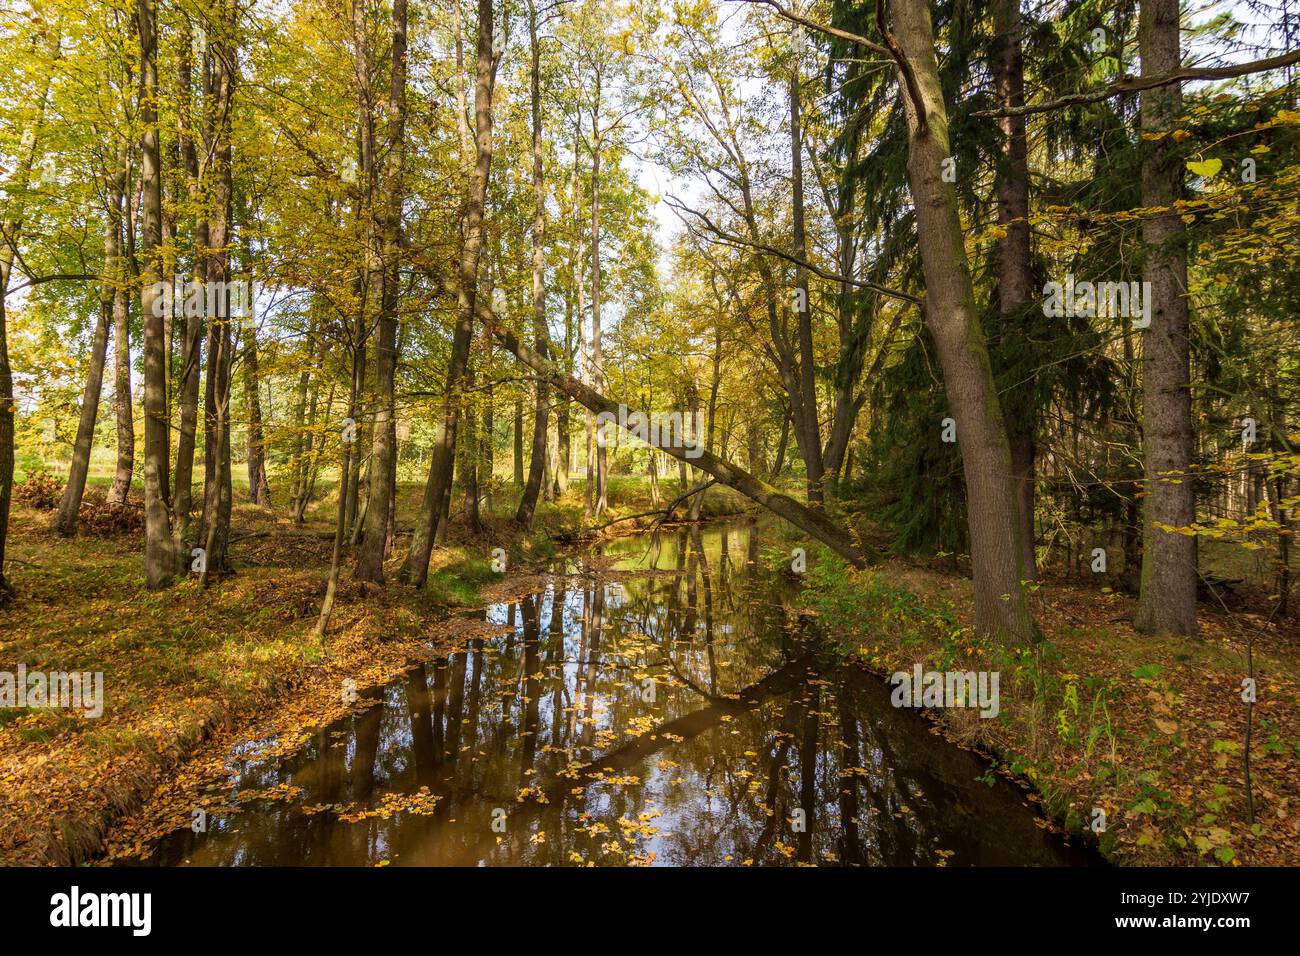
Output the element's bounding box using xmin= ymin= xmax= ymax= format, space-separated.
xmin=666 ymin=196 xmax=923 ymax=305
xmin=730 ymin=0 xmax=927 ymax=133
xmin=731 ymin=0 xmax=889 ymax=56
xmin=972 ymin=49 xmax=1300 ymax=118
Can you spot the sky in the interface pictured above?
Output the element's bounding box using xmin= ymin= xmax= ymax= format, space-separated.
xmin=629 ymin=0 xmax=1298 ymax=252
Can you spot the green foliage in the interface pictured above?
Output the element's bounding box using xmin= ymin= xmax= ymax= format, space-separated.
xmin=861 ymin=330 xmax=970 ymax=556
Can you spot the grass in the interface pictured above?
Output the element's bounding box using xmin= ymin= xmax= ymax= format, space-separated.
xmin=766 ymin=520 xmax=1300 ymax=866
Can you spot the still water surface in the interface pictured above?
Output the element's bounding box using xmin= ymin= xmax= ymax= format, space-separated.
xmin=147 ymin=520 xmax=1090 ymax=866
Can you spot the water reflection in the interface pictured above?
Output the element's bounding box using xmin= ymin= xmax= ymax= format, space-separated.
xmin=146 ymin=521 xmax=1090 ymax=867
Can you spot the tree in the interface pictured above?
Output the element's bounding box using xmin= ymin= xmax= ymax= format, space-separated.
xmin=171 ymin=9 xmax=207 ymax=547
xmin=516 ymin=0 xmax=553 ymax=530
xmin=197 ymin=0 xmax=238 ymax=584
xmin=992 ymin=0 xmax=1037 ymax=578
xmin=1132 ymin=0 xmax=1198 ymax=636
xmin=355 ymin=0 xmax=410 ymax=584
xmin=137 ymin=0 xmax=175 ymax=589
xmin=887 ymin=0 xmax=1039 ymax=642
xmin=53 ymin=151 xmax=120 ymax=535
xmin=402 ymin=0 xmax=500 ymax=586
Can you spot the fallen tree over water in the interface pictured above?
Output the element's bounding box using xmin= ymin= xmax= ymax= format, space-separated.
xmin=451 ymin=280 xmax=872 ymax=570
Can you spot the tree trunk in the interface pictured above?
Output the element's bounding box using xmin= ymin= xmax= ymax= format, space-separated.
xmin=243 ymin=322 xmax=271 ymax=504
xmin=481 ymin=351 xmax=495 ymax=513
xmin=1133 ymin=0 xmax=1198 ymax=636
xmin=55 ymin=153 xmax=126 ymax=535
xmin=461 ymin=381 xmax=484 ymax=533
xmin=0 ymin=27 xmax=59 ymax=597
xmin=109 ymin=240 xmax=135 ymax=507
xmin=54 ymin=298 xmax=111 ymax=536
xmin=138 ymin=0 xmax=175 ymax=588
xmin=172 ymin=14 xmax=205 ymax=545
xmin=0 ymin=278 xmax=12 ymax=598
xmin=343 ymin=312 xmax=365 ymax=533
xmin=890 ymin=0 xmax=1038 ymax=642
xmin=288 ymin=308 xmax=318 ymax=515
xmin=513 ymin=396 xmax=525 ymax=488
xmin=589 ymin=80 xmax=608 ymax=518
xmin=355 ymin=0 xmax=409 ymax=583
xmin=517 ymin=5 xmax=549 ymax=530
xmin=296 ymin=383 xmax=332 ymax=522
xmin=770 ymin=407 xmax=790 ymax=481
xmin=400 ymin=0 xmax=496 ymax=586
xmin=554 ymin=252 xmax=574 ymax=500
xmin=993 ymin=0 xmax=1037 ymax=579
xmin=789 ymin=58 xmax=824 ymax=508
xmin=197 ymin=1 xmax=237 ymax=583
xmin=814 ymin=133 xmax=866 ymax=493
xmin=317 ymin=331 xmax=364 ymax=637
xmin=556 ymin=402 xmax=570 ymax=495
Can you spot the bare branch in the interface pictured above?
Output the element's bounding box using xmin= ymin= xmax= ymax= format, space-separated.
xmin=665 ymin=196 xmax=923 ymax=306
xmin=731 ymin=0 xmax=888 ymax=56
xmin=730 ymin=0 xmax=927 ymax=132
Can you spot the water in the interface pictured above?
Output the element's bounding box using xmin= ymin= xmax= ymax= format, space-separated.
xmin=144 ymin=520 xmax=1091 ymax=867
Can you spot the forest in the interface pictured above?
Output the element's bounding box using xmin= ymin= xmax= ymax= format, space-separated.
xmin=0 ymin=0 xmax=1298 ymax=874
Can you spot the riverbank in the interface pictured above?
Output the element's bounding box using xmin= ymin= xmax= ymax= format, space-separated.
xmin=791 ymin=545 xmax=1300 ymax=866
xmin=5 ymin=475 xmax=1295 ymax=866
xmin=111 ymin=518 xmax=1089 ymax=867
xmin=0 ymin=476 xmax=750 ymax=866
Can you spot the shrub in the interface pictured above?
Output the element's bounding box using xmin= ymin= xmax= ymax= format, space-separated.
xmin=15 ymin=469 xmax=62 ymax=510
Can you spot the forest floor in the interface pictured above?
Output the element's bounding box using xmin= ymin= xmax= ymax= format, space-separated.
xmin=2 ymin=469 xmax=1296 ymax=866
xmin=788 ymin=514 xmax=1300 ymax=867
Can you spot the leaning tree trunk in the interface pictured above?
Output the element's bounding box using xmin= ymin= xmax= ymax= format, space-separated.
xmin=54 ymin=285 xmax=112 ymax=535
xmin=890 ymin=0 xmax=1039 ymax=643
xmin=461 ymin=281 xmax=871 ymax=570
xmin=55 ymin=147 xmax=128 ymax=534
xmin=1133 ymin=0 xmax=1198 ymax=636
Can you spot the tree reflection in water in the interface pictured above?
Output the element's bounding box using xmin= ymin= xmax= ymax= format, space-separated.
xmin=144 ymin=520 xmax=1092 ymax=867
